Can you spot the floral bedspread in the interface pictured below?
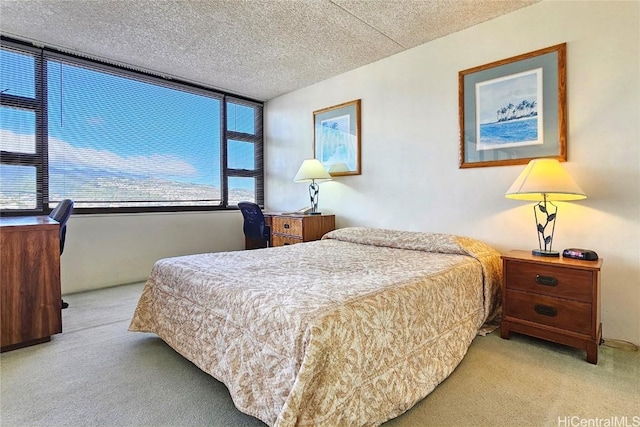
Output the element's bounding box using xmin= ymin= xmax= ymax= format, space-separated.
xmin=129 ymin=227 xmax=502 ymax=426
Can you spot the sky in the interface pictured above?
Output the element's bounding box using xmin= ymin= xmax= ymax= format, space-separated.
xmin=46 ymin=61 xmax=222 ymax=186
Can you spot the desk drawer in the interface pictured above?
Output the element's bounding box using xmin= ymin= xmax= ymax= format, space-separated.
xmin=272 ymin=217 xmax=303 ymax=237
xmin=505 ymin=261 xmax=593 ymax=302
xmin=272 ymin=235 xmax=303 ymax=247
xmin=505 ymin=289 xmax=592 ymax=335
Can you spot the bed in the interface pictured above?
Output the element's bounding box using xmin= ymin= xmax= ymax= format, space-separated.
xmin=129 ymin=227 xmax=502 ymax=426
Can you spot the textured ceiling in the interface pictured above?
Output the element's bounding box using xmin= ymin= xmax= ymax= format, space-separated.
xmin=0 ymin=0 xmax=539 ymax=101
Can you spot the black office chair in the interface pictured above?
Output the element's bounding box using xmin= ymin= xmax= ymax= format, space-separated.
xmin=238 ymin=201 xmax=270 ymax=248
xmin=49 ymin=199 xmax=74 ymax=309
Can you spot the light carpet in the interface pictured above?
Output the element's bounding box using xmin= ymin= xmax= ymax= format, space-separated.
xmin=1 ymin=283 xmax=638 ymax=427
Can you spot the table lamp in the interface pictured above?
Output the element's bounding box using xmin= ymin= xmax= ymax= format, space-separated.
xmin=294 ymin=159 xmax=332 ymax=215
xmin=505 ymin=158 xmax=586 ymax=257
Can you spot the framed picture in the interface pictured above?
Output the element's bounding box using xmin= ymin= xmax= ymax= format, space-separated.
xmin=459 ymin=43 xmax=566 ymax=168
xmin=314 ymin=99 xmax=361 ymax=176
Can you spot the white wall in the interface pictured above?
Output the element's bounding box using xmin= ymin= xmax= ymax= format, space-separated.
xmin=61 ymin=211 xmax=245 ymax=294
xmin=264 ymin=1 xmax=640 ymax=344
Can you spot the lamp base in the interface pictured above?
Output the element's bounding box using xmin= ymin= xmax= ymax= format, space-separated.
xmin=532 ymin=249 xmax=560 ymax=257
xmin=309 ymin=211 xmax=322 ymax=215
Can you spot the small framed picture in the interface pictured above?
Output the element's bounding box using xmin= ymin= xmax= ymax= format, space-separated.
xmin=459 ymin=44 xmax=566 ymax=168
xmin=314 ymin=99 xmax=361 ymax=176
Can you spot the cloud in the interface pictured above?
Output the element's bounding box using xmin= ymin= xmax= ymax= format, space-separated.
xmin=1 ymin=129 xmax=35 ymax=153
xmin=1 ymin=129 xmax=197 ymax=178
xmin=86 ymin=116 xmax=105 ymax=125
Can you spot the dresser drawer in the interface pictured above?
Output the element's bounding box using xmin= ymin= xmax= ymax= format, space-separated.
xmin=272 ymin=235 xmax=303 ymax=247
xmin=505 ymin=289 xmax=592 ymax=335
xmin=505 ymin=260 xmax=593 ymax=303
xmin=272 ymin=217 xmax=303 ymax=237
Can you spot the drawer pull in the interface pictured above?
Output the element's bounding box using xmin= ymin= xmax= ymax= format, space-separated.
xmin=536 ymin=275 xmax=557 ymax=286
xmin=534 ymin=304 xmax=557 ymax=317
xmin=284 ymin=223 xmax=290 ymax=229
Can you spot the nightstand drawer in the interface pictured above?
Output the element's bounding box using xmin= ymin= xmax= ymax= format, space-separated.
xmin=505 ymin=289 xmax=592 ymax=335
xmin=272 ymin=235 xmax=303 ymax=246
xmin=505 ymin=261 xmax=593 ymax=303
xmin=272 ymin=217 xmax=303 ymax=237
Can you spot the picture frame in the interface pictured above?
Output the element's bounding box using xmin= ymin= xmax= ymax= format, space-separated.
xmin=459 ymin=43 xmax=566 ymax=168
xmin=313 ymin=99 xmax=361 ymax=176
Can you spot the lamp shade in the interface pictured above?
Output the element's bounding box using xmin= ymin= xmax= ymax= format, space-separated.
xmin=293 ymin=159 xmax=332 ymax=183
xmin=505 ymin=158 xmax=586 ymax=202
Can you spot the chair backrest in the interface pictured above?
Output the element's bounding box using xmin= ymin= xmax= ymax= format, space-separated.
xmin=49 ymin=199 xmax=74 ymax=255
xmin=237 ymin=201 xmax=269 ymax=243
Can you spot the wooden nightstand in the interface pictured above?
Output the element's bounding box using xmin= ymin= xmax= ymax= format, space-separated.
xmin=500 ymin=250 xmax=603 ymax=364
xmin=270 ymin=214 xmax=335 ymax=247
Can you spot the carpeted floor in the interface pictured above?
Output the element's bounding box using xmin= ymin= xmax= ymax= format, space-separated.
xmin=1 ymin=282 xmax=638 ymax=427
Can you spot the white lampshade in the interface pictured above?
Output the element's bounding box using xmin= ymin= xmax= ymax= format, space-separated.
xmin=505 ymin=158 xmax=586 ymax=202
xmin=293 ymin=159 xmax=332 ymax=183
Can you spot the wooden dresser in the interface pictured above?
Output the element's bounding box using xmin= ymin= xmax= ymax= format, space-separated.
xmin=1 ymin=216 xmax=62 ymax=352
xmin=500 ymin=250 xmax=603 ymax=364
xmin=270 ymin=214 xmax=335 ymax=247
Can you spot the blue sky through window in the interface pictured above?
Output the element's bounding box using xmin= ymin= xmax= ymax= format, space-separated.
xmin=0 ymin=49 xmax=34 ymax=98
xmin=47 ymin=61 xmax=222 ymax=187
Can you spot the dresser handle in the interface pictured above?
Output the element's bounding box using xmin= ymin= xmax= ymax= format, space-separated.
xmin=284 ymin=223 xmax=290 ymax=229
xmin=536 ymin=275 xmax=557 ymax=286
xmin=534 ymin=304 xmax=557 ymax=317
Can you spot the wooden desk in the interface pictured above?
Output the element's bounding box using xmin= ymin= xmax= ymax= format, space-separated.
xmin=1 ymin=216 xmax=62 ymax=352
xmin=245 ymin=213 xmax=336 ymax=249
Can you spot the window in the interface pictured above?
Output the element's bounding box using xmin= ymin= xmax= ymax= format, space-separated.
xmin=0 ymin=44 xmax=43 ymax=211
xmin=0 ymin=38 xmax=263 ymax=214
xmin=226 ymin=99 xmax=263 ymax=206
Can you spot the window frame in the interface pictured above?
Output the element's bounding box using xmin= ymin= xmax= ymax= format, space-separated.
xmin=224 ymin=97 xmax=264 ymax=207
xmin=0 ymin=37 xmax=264 ymax=216
xmin=0 ymin=42 xmax=47 ymax=212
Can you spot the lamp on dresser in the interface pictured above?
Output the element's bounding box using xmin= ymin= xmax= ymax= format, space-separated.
xmin=505 ymin=158 xmax=586 ymax=257
xmin=294 ymin=159 xmax=332 ymax=215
